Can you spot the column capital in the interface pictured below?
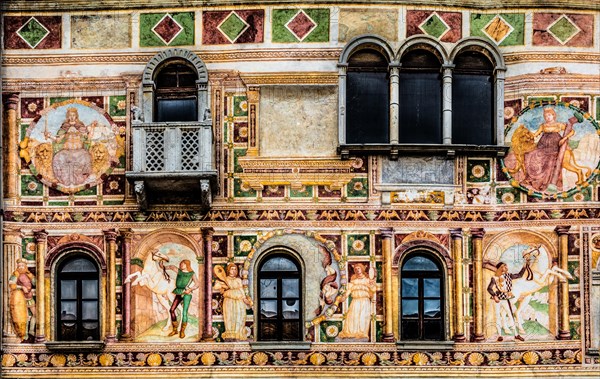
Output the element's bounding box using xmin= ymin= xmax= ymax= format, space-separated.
xmin=379 ymin=228 xmax=394 ymax=239
xmin=202 ymin=227 xmax=215 ymax=238
xmin=450 ymin=228 xmax=463 ymax=239
xmin=4 ymin=93 xmax=19 ymax=109
xmin=33 ymin=230 xmax=48 ymax=242
xmin=470 ymin=228 xmax=485 ymax=239
xmin=119 ymin=228 xmax=134 ymax=240
xmin=103 ymin=229 xmax=118 ymax=241
xmin=554 ymin=225 xmax=571 ymax=236
xmin=3 ymin=227 xmax=23 ymax=243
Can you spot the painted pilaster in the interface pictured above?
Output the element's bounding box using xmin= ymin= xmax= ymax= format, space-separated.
xmin=471 ymin=228 xmax=485 ymax=342
xmin=34 ymin=230 xmax=47 ymax=343
xmin=104 ymin=229 xmax=118 ymax=343
xmin=494 ymin=68 xmax=506 ymax=145
xmin=442 ymin=65 xmax=454 ymax=145
xmin=202 ymin=227 xmax=214 ymax=341
xmin=450 ymin=228 xmax=465 ymax=342
xmin=380 ymin=228 xmax=395 ymax=342
xmin=246 ymin=87 xmax=260 ymax=156
xmin=4 ymin=94 xmax=20 ymax=205
xmin=555 ymin=225 xmax=571 ymax=340
xmin=3 ymin=227 xmax=22 ymax=343
xmin=337 ymin=63 xmax=348 ymax=145
xmin=119 ymin=229 xmax=133 ymax=341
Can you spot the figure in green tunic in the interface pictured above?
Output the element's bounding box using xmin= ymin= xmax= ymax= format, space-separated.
xmin=164 ymin=259 xmax=199 ymax=338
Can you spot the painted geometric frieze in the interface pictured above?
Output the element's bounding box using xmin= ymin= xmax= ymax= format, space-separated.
xmin=202 ymin=10 xmax=264 ymax=44
xmin=483 ymin=231 xmax=560 ymax=342
xmin=19 ymin=100 xmax=125 ymax=194
xmin=272 ymin=9 xmax=330 ymax=43
xmin=502 ymin=102 xmax=600 ymax=199
xmin=3 ymin=16 xmax=61 ymax=49
xmin=470 ymin=13 xmax=525 ymax=46
xmin=338 ymin=8 xmax=398 ymax=43
xmin=140 ymin=12 xmax=194 ymax=47
xmin=71 ymin=15 xmax=131 ymax=49
xmin=533 ymin=13 xmax=594 ymax=47
xmin=128 ymin=242 xmax=201 ymax=342
xmin=406 ymin=10 xmax=462 ymax=42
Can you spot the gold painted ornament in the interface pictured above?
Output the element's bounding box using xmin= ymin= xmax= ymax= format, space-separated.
xmin=99 ymin=353 xmax=114 ymax=367
xmin=252 ymin=352 xmax=269 ymax=366
xmin=361 ymin=352 xmax=377 ymax=366
xmin=50 ymin=354 xmax=67 ymax=367
xmin=468 ymin=352 xmax=484 ymax=366
xmin=310 ymin=353 xmax=326 ymax=366
xmin=522 ymin=351 xmax=539 ymax=365
xmin=146 ymin=353 xmax=162 ymax=366
xmin=2 ymin=354 xmax=16 ymax=367
xmin=412 ymin=352 xmax=429 ymax=366
xmin=201 ymin=352 xmax=216 ymax=366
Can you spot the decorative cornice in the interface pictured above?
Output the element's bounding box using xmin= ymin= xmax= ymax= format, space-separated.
xmin=503 ymin=52 xmax=600 ymax=64
xmin=2 ymin=0 xmax=599 ymax=12
xmin=1 ymin=49 xmax=342 ymax=66
xmin=505 ymin=73 xmax=600 ymax=95
xmin=2 ymin=77 xmax=128 ymax=93
xmin=239 ymin=73 xmax=338 ymax=85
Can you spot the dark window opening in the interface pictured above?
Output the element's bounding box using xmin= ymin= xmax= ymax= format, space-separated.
xmin=452 ymin=50 xmax=494 ymax=145
xmin=155 ymin=61 xmax=198 ymax=122
xmin=258 ymin=254 xmax=302 ymax=341
xmin=346 ymin=48 xmax=390 ymax=144
xmin=400 ymin=253 xmax=444 ymax=341
xmin=57 ymin=255 xmax=100 ymax=341
xmin=399 ymin=49 xmax=442 ymax=144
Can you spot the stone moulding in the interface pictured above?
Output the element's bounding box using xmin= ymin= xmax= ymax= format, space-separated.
xmin=237 ymin=157 xmax=358 ymax=190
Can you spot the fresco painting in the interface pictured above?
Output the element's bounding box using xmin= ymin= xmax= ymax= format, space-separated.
xmin=128 ymin=243 xmax=200 ymax=342
xmin=20 ymin=100 xmax=124 ymax=194
xmin=502 ymin=103 xmax=600 ymax=198
xmin=484 ymin=234 xmax=564 ymax=342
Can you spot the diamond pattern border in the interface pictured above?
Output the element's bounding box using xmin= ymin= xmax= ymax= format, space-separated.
xmin=418 ymin=12 xmax=450 ymax=39
xmin=152 ymin=14 xmax=184 ymax=45
xmin=547 ymin=15 xmax=581 ymax=45
xmin=217 ymin=11 xmax=250 ymax=43
xmin=482 ymin=15 xmax=514 ymax=44
xmin=16 ymin=17 xmax=50 ymax=48
xmin=284 ymin=10 xmax=317 ymax=41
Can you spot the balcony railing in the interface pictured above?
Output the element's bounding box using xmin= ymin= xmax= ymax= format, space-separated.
xmin=131 ymin=121 xmax=213 ymax=173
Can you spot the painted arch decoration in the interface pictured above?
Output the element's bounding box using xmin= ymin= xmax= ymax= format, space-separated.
xmin=20 ymin=99 xmax=124 ymax=194
xmin=502 ymin=101 xmax=600 ymax=199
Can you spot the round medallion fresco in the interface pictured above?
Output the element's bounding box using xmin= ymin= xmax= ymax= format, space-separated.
xmin=21 ymin=100 xmax=124 ymax=194
xmin=502 ymin=101 xmax=600 ymax=198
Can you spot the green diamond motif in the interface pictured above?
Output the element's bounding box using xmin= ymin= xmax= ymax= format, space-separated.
xmin=419 ymin=13 xmax=450 ymax=39
xmin=548 ymin=15 xmax=580 ymax=44
xmin=16 ymin=17 xmax=50 ymax=48
xmin=218 ymin=12 xmax=249 ymax=43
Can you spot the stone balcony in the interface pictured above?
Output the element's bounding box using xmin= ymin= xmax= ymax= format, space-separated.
xmin=126 ymin=121 xmax=218 ymax=210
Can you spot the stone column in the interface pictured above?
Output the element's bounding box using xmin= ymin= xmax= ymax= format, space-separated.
xmin=3 ymin=227 xmax=22 ymax=343
xmin=471 ymin=228 xmax=485 ymax=342
xmin=202 ymin=227 xmax=214 ymax=341
xmin=380 ymin=228 xmax=395 ymax=342
xmin=442 ymin=65 xmax=454 ymax=144
xmin=119 ymin=229 xmax=133 ymax=341
xmin=555 ymin=226 xmax=571 ymax=340
xmin=34 ymin=230 xmax=47 ymax=343
xmin=494 ymin=68 xmax=506 ymax=145
xmin=389 ymin=64 xmax=400 ymax=145
xmin=337 ymin=63 xmax=348 ymax=145
xmin=4 ymin=94 xmax=20 ymax=204
xmin=246 ymin=87 xmax=260 ymax=156
xmin=104 ymin=229 xmax=118 ymax=342
xmin=450 ymin=228 xmax=465 ymax=342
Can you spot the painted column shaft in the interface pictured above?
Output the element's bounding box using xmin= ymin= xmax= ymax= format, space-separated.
xmin=555 ymin=226 xmax=571 ymax=339
xmin=202 ymin=228 xmax=214 ymax=341
xmin=451 ymin=228 xmax=465 ymax=342
xmin=471 ymin=228 xmax=485 ymax=342
xmin=3 ymin=228 xmax=22 ymax=342
xmin=4 ymin=94 xmax=19 ymax=203
xmin=381 ymin=228 xmax=394 ymax=342
xmin=442 ymin=66 xmax=454 ymax=145
xmin=120 ymin=229 xmax=133 ymax=340
xmin=389 ymin=65 xmax=400 ymax=145
xmin=105 ymin=230 xmax=118 ymax=342
xmin=34 ymin=230 xmax=47 ymax=343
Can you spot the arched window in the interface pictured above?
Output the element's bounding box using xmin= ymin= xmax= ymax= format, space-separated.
xmin=400 ymin=252 xmax=444 ymax=340
xmin=154 ymin=59 xmax=199 ymax=122
xmin=452 ymin=50 xmax=494 ymax=145
xmin=399 ymin=48 xmax=443 ymax=144
xmin=56 ymin=255 xmax=100 ymax=341
xmin=346 ymin=48 xmax=390 ymax=144
xmin=257 ymin=253 xmax=302 ymax=341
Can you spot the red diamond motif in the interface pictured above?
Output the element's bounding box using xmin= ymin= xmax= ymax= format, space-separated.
xmin=152 ymin=15 xmax=183 ymax=45
xmin=286 ymin=11 xmax=317 ymax=41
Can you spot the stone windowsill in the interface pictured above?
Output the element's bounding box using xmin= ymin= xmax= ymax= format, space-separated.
xmin=45 ymin=341 xmax=106 ymax=352
xmin=250 ymin=341 xmax=312 ymax=351
xmin=396 ymin=340 xmax=455 ymax=351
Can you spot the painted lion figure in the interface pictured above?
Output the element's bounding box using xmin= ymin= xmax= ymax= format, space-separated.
xmin=508 ymin=124 xmax=536 ymax=176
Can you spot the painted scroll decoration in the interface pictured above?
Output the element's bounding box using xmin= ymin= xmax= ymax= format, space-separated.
xmin=502 ymin=102 xmax=600 ymax=198
xmin=20 ymin=100 xmax=124 ymax=194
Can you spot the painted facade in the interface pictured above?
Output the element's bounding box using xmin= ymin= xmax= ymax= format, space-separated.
xmin=1 ymin=1 xmax=599 ymax=378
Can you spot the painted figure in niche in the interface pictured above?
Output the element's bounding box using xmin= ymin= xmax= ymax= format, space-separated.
xmin=9 ymin=259 xmax=36 ymax=343
xmin=487 ymin=261 xmax=529 ymax=342
xmin=338 ymin=263 xmax=376 ymax=341
xmin=213 ymin=263 xmax=253 ymax=341
xmin=164 ymin=259 xmax=200 ymax=338
xmin=125 ymin=249 xmax=176 ymax=332
xmin=503 ymin=103 xmax=600 ymax=196
xmin=485 ymin=243 xmax=567 ymax=342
